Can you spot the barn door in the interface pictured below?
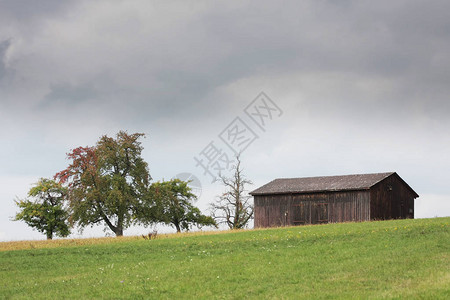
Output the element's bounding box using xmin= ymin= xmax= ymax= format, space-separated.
xmin=312 ymin=203 xmax=329 ymax=224
xmin=293 ymin=204 xmax=307 ymax=225
xmin=293 ymin=202 xmax=329 ymax=225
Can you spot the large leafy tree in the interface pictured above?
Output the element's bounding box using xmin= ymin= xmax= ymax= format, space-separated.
xmin=55 ymin=131 xmax=153 ymax=236
xmin=14 ymin=178 xmax=70 ymax=240
xmin=210 ymin=155 xmax=253 ymax=229
xmin=150 ymin=179 xmax=217 ymax=233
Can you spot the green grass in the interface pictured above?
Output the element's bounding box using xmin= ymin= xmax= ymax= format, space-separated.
xmin=1 ymin=218 xmax=449 ymax=299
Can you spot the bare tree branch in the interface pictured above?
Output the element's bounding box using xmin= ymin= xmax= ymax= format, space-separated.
xmin=210 ymin=154 xmax=253 ymax=229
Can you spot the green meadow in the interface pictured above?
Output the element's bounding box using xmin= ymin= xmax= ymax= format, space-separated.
xmin=1 ymin=217 xmax=449 ymax=299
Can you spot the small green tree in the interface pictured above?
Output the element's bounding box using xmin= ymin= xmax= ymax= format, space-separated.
xmin=14 ymin=178 xmax=70 ymax=240
xmin=151 ymin=179 xmax=216 ymax=233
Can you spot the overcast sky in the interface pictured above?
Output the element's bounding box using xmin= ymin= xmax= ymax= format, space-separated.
xmin=1 ymin=0 xmax=449 ymax=241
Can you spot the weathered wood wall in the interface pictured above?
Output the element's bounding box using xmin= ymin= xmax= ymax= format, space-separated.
xmin=254 ymin=190 xmax=371 ymax=228
xmin=370 ymin=174 xmax=415 ymax=220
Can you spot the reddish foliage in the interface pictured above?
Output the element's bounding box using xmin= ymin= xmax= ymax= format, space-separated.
xmin=54 ymin=146 xmax=98 ymax=187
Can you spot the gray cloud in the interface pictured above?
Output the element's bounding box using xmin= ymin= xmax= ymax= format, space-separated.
xmin=0 ymin=39 xmax=11 ymax=80
xmin=0 ymin=0 xmax=75 ymax=36
xmin=0 ymin=0 xmax=71 ymax=19
xmin=42 ymin=82 xmax=97 ymax=107
xmin=2 ymin=0 xmax=449 ymax=121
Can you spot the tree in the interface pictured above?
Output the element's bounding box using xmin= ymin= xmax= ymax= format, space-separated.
xmin=211 ymin=155 xmax=253 ymax=229
xmin=14 ymin=178 xmax=70 ymax=240
xmin=55 ymin=131 xmax=153 ymax=236
xmin=150 ymin=179 xmax=217 ymax=233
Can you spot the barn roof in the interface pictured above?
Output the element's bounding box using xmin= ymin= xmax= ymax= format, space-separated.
xmin=250 ymin=172 xmax=407 ymax=195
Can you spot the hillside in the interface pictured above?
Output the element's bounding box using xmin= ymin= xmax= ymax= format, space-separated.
xmin=1 ymin=217 xmax=449 ymax=299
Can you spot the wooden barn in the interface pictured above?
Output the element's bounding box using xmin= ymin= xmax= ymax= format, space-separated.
xmin=250 ymin=172 xmax=418 ymax=228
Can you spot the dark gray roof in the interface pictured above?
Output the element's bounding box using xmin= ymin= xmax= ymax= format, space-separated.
xmin=250 ymin=172 xmax=396 ymax=195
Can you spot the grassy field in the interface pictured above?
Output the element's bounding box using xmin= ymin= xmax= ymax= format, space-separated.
xmin=1 ymin=218 xmax=449 ymax=299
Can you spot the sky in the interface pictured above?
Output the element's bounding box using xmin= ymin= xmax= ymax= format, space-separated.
xmin=1 ymin=0 xmax=449 ymax=241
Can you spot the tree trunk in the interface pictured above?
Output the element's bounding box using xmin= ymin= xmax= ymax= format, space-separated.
xmin=116 ymin=211 xmax=124 ymax=237
xmin=46 ymin=231 xmax=53 ymax=240
xmin=115 ymin=224 xmax=124 ymax=236
xmin=174 ymin=222 xmax=181 ymax=233
xmin=101 ymin=214 xmax=123 ymax=237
